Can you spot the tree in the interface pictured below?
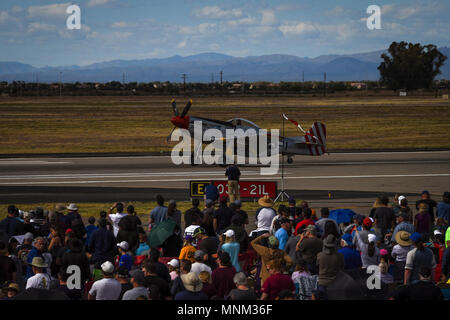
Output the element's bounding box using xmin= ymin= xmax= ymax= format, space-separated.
xmin=378 ymin=41 xmax=447 ymax=90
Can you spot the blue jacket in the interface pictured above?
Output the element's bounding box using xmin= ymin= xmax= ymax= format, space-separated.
xmin=88 ymin=227 xmax=116 ymax=264
xmin=25 ymin=246 xmax=45 ymax=280
xmin=437 ymin=202 xmax=450 ymax=222
xmin=338 ymin=247 xmax=363 ymax=270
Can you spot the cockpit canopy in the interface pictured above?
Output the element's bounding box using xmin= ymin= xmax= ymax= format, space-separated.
xmin=226 ymin=118 xmax=260 ymax=129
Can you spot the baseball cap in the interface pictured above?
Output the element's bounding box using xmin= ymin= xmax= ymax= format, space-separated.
xmin=422 ymin=190 xmax=430 ymax=195
xmin=234 ymin=200 xmax=242 ymax=207
xmin=117 ymin=241 xmax=129 ymax=251
xmin=24 ymin=232 xmax=34 ymax=240
xmin=224 ymin=229 xmax=235 ymax=238
xmin=101 ymin=261 xmax=114 ymax=273
xmin=193 ymin=227 xmax=206 ymax=238
xmin=397 ymin=195 xmax=406 ymax=205
xmin=167 ymin=259 xmax=179 ymax=268
xmin=368 ymin=234 xmax=377 ymax=243
xmin=363 ymin=217 xmax=373 ymax=227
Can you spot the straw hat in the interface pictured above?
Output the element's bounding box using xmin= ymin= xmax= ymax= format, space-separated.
xmin=31 ymin=257 xmax=48 ymax=268
xmin=181 ymin=272 xmax=203 ymax=292
xmin=395 ymin=231 xmax=413 ymax=246
xmin=258 ymin=195 xmax=274 ymax=207
xmin=67 ymin=203 xmax=78 ymax=211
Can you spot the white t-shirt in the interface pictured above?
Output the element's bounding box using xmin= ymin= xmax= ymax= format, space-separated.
xmin=109 ymin=213 xmax=127 ymax=237
xmin=256 ymin=208 xmax=276 ymax=232
xmin=191 ymin=262 xmax=212 ymax=276
xmin=26 ymin=273 xmax=52 ymax=290
xmin=89 ymin=278 xmax=122 ymax=300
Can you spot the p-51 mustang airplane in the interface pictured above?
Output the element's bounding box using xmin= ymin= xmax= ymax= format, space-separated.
xmin=168 ymin=99 xmax=327 ymax=165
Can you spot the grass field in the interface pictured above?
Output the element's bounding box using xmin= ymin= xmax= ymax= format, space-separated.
xmin=1 ymin=95 xmax=450 ymax=154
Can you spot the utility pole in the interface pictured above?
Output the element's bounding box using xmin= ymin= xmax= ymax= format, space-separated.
xmin=323 ymin=72 xmax=326 ymax=97
xmin=181 ymin=73 xmax=187 ymax=95
xmin=302 ymin=71 xmax=304 ymax=82
xmin=220 ymin=70 xmax=223 ymax=85
xmin=59 ymin=72 xmax=62 ymax=97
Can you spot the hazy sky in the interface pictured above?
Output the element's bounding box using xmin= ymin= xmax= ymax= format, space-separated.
xmin=1 ymin=0 xmax=449 ymax=67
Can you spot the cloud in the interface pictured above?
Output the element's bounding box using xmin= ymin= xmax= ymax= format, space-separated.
xmin=0 ymin=11 xmax=9 ymax=24
xmin=87 ymin=0 xmax=112 ymax=7
xmin=193 ymin=6 xmax=243 ymax=20
xmin=278 ymin=22 xmax=318 ymax=37
xmin=177 ymin=39 xmax=187 ymax=49
xmin=111 ymin=21 xmax=129 ymax=28
xmin=261 ymin=10 xmax=276 ymax=26
xmin=27 ymin=3 xmax=70 ymax=19
xmin=27 ymin=22 xmax=58 ymax=33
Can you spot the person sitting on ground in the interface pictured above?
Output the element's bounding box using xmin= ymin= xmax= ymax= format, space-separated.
xmin=116 ymin=241 xmax=133 ymax=272
xmin=198 ymin=270 xmax=217 ymax=299
xmin=211 ymin=251 xmax=237 ymax=299
xmin=261 ymin=259 xmax=295 ymax=300
xmin=184 ymin=199 xmax=203 ymax=230
xmin=149 ymin=195 xmax=168 ymax=230
xmin=122 ymin=269 xmax=149 ymax=300
xmin=191 ymin=250 xmax=212 ymax=276
xmin=26 ymin=257 xmax=51 ymax=290
xmin=227 ymin=271 xmax=257 ymax=300
xmin=88 ymin=261 xmax=121 ymax=300
xmin=175 ymin=271 xmax=208 ymax=300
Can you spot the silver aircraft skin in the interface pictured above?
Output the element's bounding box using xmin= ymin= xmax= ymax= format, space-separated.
xmin=169 ymin=99 xmax=327 ymax=164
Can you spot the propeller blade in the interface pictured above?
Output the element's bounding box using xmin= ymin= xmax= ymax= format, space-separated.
xmin=180 ymin=99 xmax=192 ymax=118
xmin=171 ymin=99 xmax=179 ymax=117
xmin=166 ymin=126 xmax=176 ymax=142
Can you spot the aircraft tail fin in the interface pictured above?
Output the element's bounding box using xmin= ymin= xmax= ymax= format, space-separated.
xmin=305 ymin=122 xmax=327 ymax=156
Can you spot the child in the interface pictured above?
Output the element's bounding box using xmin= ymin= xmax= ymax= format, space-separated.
xmin=116 ymin=241 xmax=133 ymax=272
xmin=179 ymin=235 xmax=196 ymax=263
xmin=167 ymin=258 xmax=180 ymax=281
xmin=135 ymin=232 xmax=150 ymax=256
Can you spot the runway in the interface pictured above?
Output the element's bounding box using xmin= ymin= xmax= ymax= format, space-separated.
xmin=0 ymin=151 xmax=449 ymax=210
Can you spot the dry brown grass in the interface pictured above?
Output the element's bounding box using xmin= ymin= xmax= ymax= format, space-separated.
xmin=0 ymin=95 xmax=449 ymax=154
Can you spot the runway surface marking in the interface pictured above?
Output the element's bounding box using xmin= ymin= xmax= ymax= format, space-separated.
xmin=0 ymin=173 xmax=448 ymax=185
xmin=0 ymin=161 xmax=71 ymax=165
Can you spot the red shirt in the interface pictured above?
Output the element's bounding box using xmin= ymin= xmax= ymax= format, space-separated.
xmin=294 ymin=219 xmax=315 ymax=235
xmin=262 ymin=273 xmax=295 ymax=300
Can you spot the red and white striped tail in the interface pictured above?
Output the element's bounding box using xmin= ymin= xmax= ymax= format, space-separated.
xmin=305 ymin=122 xmax=327 ymax=156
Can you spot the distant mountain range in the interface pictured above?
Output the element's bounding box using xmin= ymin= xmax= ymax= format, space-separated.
xmin=0 ymin=48 xmax=449 ymax=83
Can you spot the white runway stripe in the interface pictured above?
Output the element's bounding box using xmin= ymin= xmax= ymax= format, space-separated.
xmin=0 ymin=173 xmax=448 ymax=185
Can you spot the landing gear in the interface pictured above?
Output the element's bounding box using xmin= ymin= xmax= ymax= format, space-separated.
xmin=287 ymin=157 xmax=293 ymax=164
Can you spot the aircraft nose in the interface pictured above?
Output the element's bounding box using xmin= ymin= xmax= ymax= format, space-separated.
xmin=171 ymin=116 xmax=189 ymax=129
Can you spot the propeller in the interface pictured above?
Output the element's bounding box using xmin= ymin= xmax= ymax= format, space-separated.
xmin=180 ymin=99 xmax=192 ymax=118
